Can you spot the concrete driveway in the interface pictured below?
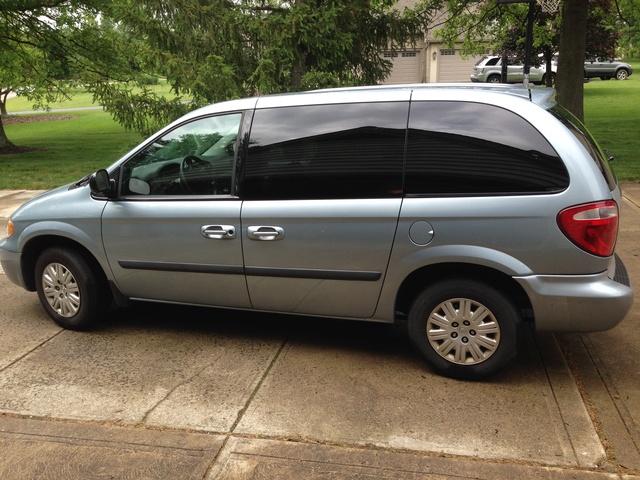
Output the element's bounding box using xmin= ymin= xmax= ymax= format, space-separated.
xmin=0 ymin=188 xmax=639 ymax=479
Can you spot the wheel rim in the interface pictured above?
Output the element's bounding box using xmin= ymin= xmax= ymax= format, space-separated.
xmin=42 ymin=262 xmax=81 ymax=318
xmin=426 ymin=297 xmax=500 ymax=365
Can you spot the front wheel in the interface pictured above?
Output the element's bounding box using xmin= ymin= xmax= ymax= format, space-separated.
xmin=407 ymin=279 xmax=520 ymax=379
xmin=616 ymin=69 xmax=629 ymax=80
xmin=35 ymin=247 xmax=109 ymax=330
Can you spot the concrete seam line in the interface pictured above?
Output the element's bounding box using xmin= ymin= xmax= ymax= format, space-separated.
xmin=229 ymin=329 xmax=294 ymax=434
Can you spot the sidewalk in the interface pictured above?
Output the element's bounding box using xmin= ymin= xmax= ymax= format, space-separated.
xmin=1 ymin=186 xmax=639 ymax=479
xmin=0 ymin=414 xmax=632 ymax=480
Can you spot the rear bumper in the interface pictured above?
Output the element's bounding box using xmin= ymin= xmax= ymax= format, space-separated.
xmin=516 ymin=255 xmax=633 ymax=332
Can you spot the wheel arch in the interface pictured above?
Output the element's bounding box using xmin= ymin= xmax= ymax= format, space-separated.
xmin=394 ymin=263 xmax=533 ymax=324
xmin=21 ymin=235 xmax=109 ymax=294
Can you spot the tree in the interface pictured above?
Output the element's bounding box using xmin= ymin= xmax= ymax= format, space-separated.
xmin=583 ymin=0 xmax=620 ymax=59
xmin=2 ymin=0 xmax=444 ymax=147
xmin=555 ymin=0 xmax=619 ymax=121
xmin=90 ymin=0 xmax=440 ymax=135
xmin=554 ymin=0 xmax=588 ymax=120
xmin=434 ymin=0 xmax=620 ymax=120
xmin=616 ymin=0 xmax=640 ymax=58
xmin=0 ymin=0 xmax=136 ymax=151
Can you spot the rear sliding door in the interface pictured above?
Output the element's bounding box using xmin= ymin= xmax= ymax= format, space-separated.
xmin=240 ymin=100 xmax=409 ymax=318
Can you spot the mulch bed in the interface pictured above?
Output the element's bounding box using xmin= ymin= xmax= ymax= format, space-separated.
xmin=2 ymin=114 xmax=76 ymax=125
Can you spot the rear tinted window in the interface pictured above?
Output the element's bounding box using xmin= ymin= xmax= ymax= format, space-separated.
xmin=243 ymin=103 xmax=407 ymax=200
xmin=405 ymin=101 xmax=569 ymax=195
xmin=549 ymin=105 xmax=617 ymax=191
xmin=477 ymin=57 xmax=500 ymax=67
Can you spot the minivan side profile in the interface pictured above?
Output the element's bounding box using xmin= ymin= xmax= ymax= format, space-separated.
xmin=0 ymin=84 xmax=632 ymax=379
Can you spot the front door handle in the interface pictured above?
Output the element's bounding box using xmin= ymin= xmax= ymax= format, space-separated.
xmin=247 ymin=226 xmax=285 ymax=241
xmin=201 ymin=225 xmax=236 ymax=239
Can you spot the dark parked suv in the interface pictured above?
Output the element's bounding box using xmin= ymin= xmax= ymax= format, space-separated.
xmin=584 ymin=59 xmax=633 ymax=80
xmin=0 ymin=84 xmax=633 ymax=379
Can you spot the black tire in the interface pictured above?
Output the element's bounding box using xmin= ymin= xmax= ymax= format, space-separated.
xmin=542 ymin=72 xmax=556 ymax=86
xmin=407 ymin=279 xmax=520 ymax=380
xmin=487 ymin=75 xmax=501 ymax=84
xmin=35 ymin=247 xmax=109 ymax=330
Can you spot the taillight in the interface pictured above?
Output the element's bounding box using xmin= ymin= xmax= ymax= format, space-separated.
xmin=557 ymin=201 xmax=618 ymax=257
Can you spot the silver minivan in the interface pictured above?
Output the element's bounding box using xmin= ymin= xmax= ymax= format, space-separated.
xmin=0 ymin=84 xmax=632 ymax=379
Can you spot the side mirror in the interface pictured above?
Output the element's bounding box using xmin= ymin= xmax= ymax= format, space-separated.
xmin=89 ymin=169 xmax=115 ymax=197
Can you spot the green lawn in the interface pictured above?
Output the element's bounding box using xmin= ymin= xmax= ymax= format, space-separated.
xmin=583 ymin=61 xmax=640 ymax=181
xmin=0 ymin=110 xmax=142 ymax=189
xmin=1 ymin=68 xmax=639 ymax=190
xmin=1 ymin=81 xmax=183 ymax=189
xmin=6 ymin=81 xmax=178 ymax=112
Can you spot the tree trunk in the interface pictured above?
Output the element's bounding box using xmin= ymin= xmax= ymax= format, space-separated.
xmin=555 ymin=0 xmax=588 ymax=121
xmin=0 ymin=89 xmax=10 ymax=116
xmin=291 ymin=0 xmax=308 ymax=89
xmin=0 ymin=117 xmax=16 ymax=150
xmin=291 ymin=51 xmax=307 ymax=89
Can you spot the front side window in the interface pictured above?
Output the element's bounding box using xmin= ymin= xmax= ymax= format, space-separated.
xmin=406 ymin=101 xmax=569 ymax=195
xmin=243 ymin=103 xmax=407 ymax=200
xmin=120 ymin=113 xmax=242 ymax=196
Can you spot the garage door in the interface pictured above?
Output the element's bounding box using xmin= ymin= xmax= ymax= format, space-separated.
xmin=382 ymin=51 xmax=421 ymax=84
xmin=438 ymin=49 xmax=482 ymax=83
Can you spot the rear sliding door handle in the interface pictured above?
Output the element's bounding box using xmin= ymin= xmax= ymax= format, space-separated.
xmin=201 ymin=225 xmax=236 ymax=239
xmin=247 ymin=226 xmax=285 ymax=241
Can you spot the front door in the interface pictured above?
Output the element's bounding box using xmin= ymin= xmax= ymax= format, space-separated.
xmin=102 ymin=112 xmax=251 ymax=308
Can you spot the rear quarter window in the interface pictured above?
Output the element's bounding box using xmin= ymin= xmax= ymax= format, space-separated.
xmin=405 ymin=101 xmax=569 ymax=195
xmin=549 ymin=105 xmax=617 ymax=191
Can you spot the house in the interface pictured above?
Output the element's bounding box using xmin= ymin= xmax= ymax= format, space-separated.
xmin=382 ymin=0 xmax=485 ymax=84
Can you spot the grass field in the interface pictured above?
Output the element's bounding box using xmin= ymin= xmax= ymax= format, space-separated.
xmin=0 ymin=110 xmax=142 ymax=189
xmin=583 ymin=63 xmax=640 ymax=181
xmin=1 ymin=67 xmax=638 ymax=190
xmin=5 ymin=81 xmax=179 ymax=112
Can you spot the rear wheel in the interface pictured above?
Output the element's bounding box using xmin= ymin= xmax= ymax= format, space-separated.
xmin=408 ymin=279 xmax=520 ymax=379
xmin=35 ymin=247 xmax=109 ymax=330
xmin=542 ymin=72 xmax=556 ymax=86
xmin=487 ymin=75 xmax=501 ymax=84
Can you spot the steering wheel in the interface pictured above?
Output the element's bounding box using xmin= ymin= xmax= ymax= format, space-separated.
xmin=180 ymin=155 xmax=215 ymax=194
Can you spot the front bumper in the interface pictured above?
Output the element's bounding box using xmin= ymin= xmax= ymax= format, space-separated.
xmin=0 ymin=248 xmax=26 ymax=289
xmin=516 ymin=255 xmax=633 ymax=332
